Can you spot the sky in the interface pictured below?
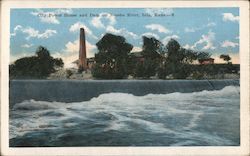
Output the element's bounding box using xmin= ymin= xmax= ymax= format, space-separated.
xmin=10 ymin=8 xmax=239 ymax=68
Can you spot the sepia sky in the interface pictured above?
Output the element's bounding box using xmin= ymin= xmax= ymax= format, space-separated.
xmin=10 ymin=8 xmax=239 ymax=68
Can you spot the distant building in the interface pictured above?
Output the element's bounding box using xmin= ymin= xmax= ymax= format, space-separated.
xmin=198 ymin=58 xmax=214 ymax=65
xmin=129 ymin=51 xmax=162 ymax=63
xmin=129 ymin=52 xmax=145 ymax=63
xmin=74 ymin=28 xmax=161 ymax=70
xmin=73 ymin=57 xmax=95 ymax=70
xmin=74 ymin=52 xmax=145 ymax=70
xmin=86 ymin=57 xmax=95 ymax=69
xmin=78 ymin=28 xmax=88 ymax=71
xmin=73 ymin=28 xmax=95 ymax=71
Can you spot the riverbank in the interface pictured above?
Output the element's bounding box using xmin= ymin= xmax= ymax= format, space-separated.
xmin=9 ymin=79 xmax=239 ymax=108
xmin=47 ymin=68 xmax=240 ymax=80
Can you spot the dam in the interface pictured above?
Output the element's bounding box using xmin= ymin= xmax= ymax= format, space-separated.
xmin=9 ymin=79 xmax=239 ymax=107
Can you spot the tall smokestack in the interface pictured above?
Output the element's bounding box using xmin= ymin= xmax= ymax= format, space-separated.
xmin=79 ymin=28 xmax=87 ymax=71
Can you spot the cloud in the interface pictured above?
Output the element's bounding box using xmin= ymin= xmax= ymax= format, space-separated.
xmin=64 ymin=39 xmax=97 ymax=56
xmin=62 ymin=39 xmax=97 ymax=68
xmin=162 ymin=34 xmax=180 ymax=45
xmin=141 ymin=32 xmax=160 ymax=40
xmin=11 ymin=25 xmax=57 ymax=40
xmin=184 ymin=22 xmax=216 ymax=33
xmin=21 ymin=44 xmax=33 ymax=48
xmin=192 ymin=30 xmax=216 ymax=50
xmin=91 ymin=13 xmax=116 ymax=29
xmin=37 ymin=29 xmax=57 ymax=39
xmin=23 ymin=27 xmax=57 ymax=40
xmin=184 ymin=28 xmax=196 ymax=33
xmin=221 ymin=40 xmax=239 ymax=48
xmin=11 ymin=25 xmax=22 ymax=36
xmin=69 ymin=22 xmax=97 ymax=39
xmin=184 ymin=31 xmax=216 ymax=50
xmin=131 ymin=46 xmax=142 ymax=52
xmin=106 ymin=26 xmax=138 ymax=39
xmin=145 ymin=8 xmax=174 ymax=16
xmin=183 ymin=44 xmax=194 ymax=50
xmin=207 ymin=22 xmax=216 ymax=27
xmin=64 ymin=40 xmax=79 ymax=53
xmin=51 ymin=52 xmax=78 ymax=69
xmin=145 ymin=24 xmax=171 ymax=34
xmin=222 ymin=13 xmax=239 ymax=22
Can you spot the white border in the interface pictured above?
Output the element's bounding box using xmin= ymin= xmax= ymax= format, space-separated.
xmin=1 ymin=1 xmax=249 ymax=156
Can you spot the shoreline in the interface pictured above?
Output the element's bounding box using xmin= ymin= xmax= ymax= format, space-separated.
xmin=10 ymin=78 xmax=240 ymax=82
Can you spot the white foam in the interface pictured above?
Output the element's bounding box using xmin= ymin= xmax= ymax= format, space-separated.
xmin=10 ymin=86 xmax=240 ymax=146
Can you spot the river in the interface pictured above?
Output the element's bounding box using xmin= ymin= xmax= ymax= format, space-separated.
xmin=9 ymin=80 xmax=240 ymax=146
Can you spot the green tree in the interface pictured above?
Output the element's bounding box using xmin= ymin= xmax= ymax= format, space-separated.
xmin=164 ymin=39 xmax=184 ymax=78
xmin=10 ymin=46 xmax=63 ymax=79
xmin=92 ymin=33 xmax=133 ymax=79
xmin=134 ymin=36 xmax=162 ymax=78
xmin=134 ymin=62 xmax=144 ymax=78
xmin=166 ymin=39 xmax=181 ymax=62
xmin=36 ymin=46 xmax=50 ymax=59
xmin=164 ymin=39 xmax=210 ymax=79
xmin=220 ymin=54 xmax=231 ymax=64
xmin=142 ymin=36 xmax=164 ymax=59
xmin=197 ymin=51 xmax=212 ymax=64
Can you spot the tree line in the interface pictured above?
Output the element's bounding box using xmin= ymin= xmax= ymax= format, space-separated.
xmin=9 ymin=33 xmax=236 ymax=79
xmin=10 ymin=46 xmax=63 ymax=79
xmin=92 ymin=33 xmax=212 ymax=79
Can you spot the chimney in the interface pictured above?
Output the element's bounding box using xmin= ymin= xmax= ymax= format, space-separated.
xmin=78 ymin=28 xmax=87 ymax=71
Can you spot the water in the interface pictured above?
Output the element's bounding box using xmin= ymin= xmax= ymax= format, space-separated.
xmin=9 ymin=86 xmax=240 ymax=147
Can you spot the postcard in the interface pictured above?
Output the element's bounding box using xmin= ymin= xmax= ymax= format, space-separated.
xmin=1 ymin=0 xmax=249 ymax=156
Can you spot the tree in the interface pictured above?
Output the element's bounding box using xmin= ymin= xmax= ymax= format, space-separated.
xmin=164 ymin=39 xmax=184 ymax=78
xmin=166 ymin=39 xmax=181 ymax=62
xmin=36 ymin=46 xmax=50 ymax=59
xmin=197 ymin=51 xmax=212 ymax=64
xmin=164 ymin=39 xmax=210 ymax=79
xmin=54 ymin=58 xmax=64 ymax=67
xmin=220 ymin=54 xmax=231 ymax=64
xmin=142 ymin=36 xmax=164 ymax=59
xmin=133 ymin=36 xmax=163 ymax=78
xmin=10 ymin=46 xmax=63 ymax=79
xmin=92 ymin=33 xmax=133 ymax=79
